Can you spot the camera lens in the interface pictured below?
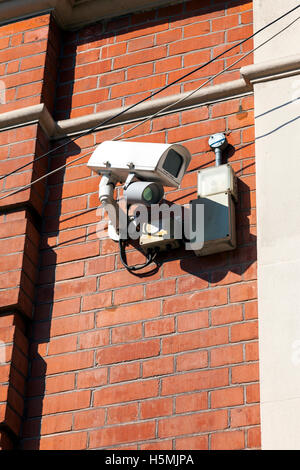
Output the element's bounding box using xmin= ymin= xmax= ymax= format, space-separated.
xmin=142 ymin=187 xmax=153 ymax=202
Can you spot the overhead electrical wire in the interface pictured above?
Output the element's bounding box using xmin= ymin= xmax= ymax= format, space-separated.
xmin=0 ymin=3 xmax=299 ymax=185
xmin=0 ymin=10 xmax=299 ymax=203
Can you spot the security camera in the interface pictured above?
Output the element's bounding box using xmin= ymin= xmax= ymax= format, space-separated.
xmin=87 ymin=140 xmax=191 ymax=241
xmin=87 ymin=140 xmax=191 ymax=188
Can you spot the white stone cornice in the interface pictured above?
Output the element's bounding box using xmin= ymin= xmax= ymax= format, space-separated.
xmin=241 ymin=53 xmax=300 ymax=85
xmin=0 ymin=103 xmax=56 ymax=136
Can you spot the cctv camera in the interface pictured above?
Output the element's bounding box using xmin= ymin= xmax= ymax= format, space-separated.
xmin=88 ymin=141 xmax=191 ymax=242
xmin=87 ymin=140 xmax=191 ymax=188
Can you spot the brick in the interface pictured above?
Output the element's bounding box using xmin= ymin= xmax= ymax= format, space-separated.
xmin=93 ymin=379 xmax=159 ymax=406
xmin=169 ymin=118 xmax=226 ymax=143
xmin=169 ymin=33 xmax=224 ymax=56
xmin=247 ymin=427 xmax=261 ymax=448
xmin=212 ymin=99 xmax=240 ymax=118
xmin=89 ymin=421 xmax=155 ymax=448
xmin=211 ymin=430 xmax=245 ymax=450
xmin=40 ymin=414 xmax=72 ymax=436
xmin=156 ymin=28 xmax=182 ymax=45
xmin=57 ymin=228 xmax=86 ymax=247
xmin=4 ymin=15 xmax=51 ymax=34
xmin=181 ymin=107 xmax=209 ymax=125
xmin=176 ymin=350 xmax=208 ymax=371
xmin=156 ymin=56 xmax=181 ymax=73
xmin=47 ymin=335 xmax=77 ymax=355
xmin=111 ymin=323 xmax=142 ymax=344
xmin=228 ymin=110 xmax=254 ymax=129
xmin=144 ymin=317 xmax=175 ymax=337
xmin=51 ymin=298 xmax=81 ymax=318
xmin=141 ymin=440 xmax=173 ymax=450
xmin=50 ymin=313 xmax=94 ymax=337
xmin=114 ymin=286 xmax=144 ymax=305
xmin=176 ymin=392 xmax=208 ymax=413
xmin=145 ymin=279 xmax=176 ymax=299
xmin=0 ymin=41 xmax=48 ymax=64
xmin=20 ymin=53 xmax=46 ymax=70
xmin=152 ymin=114 xmax=180 ymax=132
xmin=49 ymin=261 xmax=84 ymax=282
xmin=227 ymin=25 xmax=253 ymax=42
xmin=246 ymin=383 xmax=260 ymax=404
xmin=211 ymin=344 xmax=243 ymax=367
xmin=114 ymin=46 xmax=167 ymax=69
xmin=231 ymin=363 xmax=259 ymax=384
xmin=77 ymin=368 xmax=108 ymax=389
xmin=162 ymin=368 xmax=228 ymax=395
xmin=73 ymin=408 xmax=105 ymax=430
xmin=231 ymin=405 xmax=260 ymax=427
xmin=37 ymin=277 xmax=96 ymax=302
xmin=127 ymin=63 xmax=153 ymax=80
xmin=211 ymin=387 xmax=244 ymax=409
xmin=140 ymin=398 xmax=173 ymax=419
xmin=97 ymin=339 xmax=160 ymax=365
xmin=184 ymin=49 xmax=211 ymax=67
xmin=211 ymin=304 xmax=243 ymax=326
xmin=110 ymin=362 xmax=140 ymax=384
xmin=163 ymin=288 xmax=227 ymax=315
xmin=29 ymin=390 xmax=90 ymax=417
xmin=176 ymin=435 xmax=208 ymax=450
xmin=40 ymin=432 xmax=87 ymax=450
xmin=96 ymin=300 xmax=160 ymax=327
xmin=143 ymin=356 xmax=174 ymax=378
xmin=162 ymin=327 xmax=228 ymax=354
xmin=230 ymin=281 xmax=257 ymax=302
xmin=177 ymin=311 xmax=209 ymax=332
xmin=99 ymin=70 xmax=125 ymax=87
xmin=39 ymin=351 xmax=93 ymax=376
xmin=231 ymin=321 xmax=258 ymax=342
xmin=244 ymin=301 xmax=258 ymax=320
xmin=111 ymin=74 xmax=166 ymax=99
xmin=100 ymin=269 xmax=160 ymax=290
xmin=43 ymin=241 xmax=99 ymax=265
xmin=245 ymin=342 xmax=259 ymax=361
xmin=128 ymin=35 xmax=154 ymax=52
xmin=184 ymin=21 xmax=210 ymax=37
xmin=107 ymin=403 xmax=138 ymax=424
xmin=46 ymin=375 xmax=75 ymax=394
xmin=82 ymin=292 xmax=112 ymax=311
xmin=159 ymin=410 xmax=228 ymax=438
xmin=74 ymin=60 xmax=111 ymax=80
xmin=78 ymin=329 xmax=110 ymax=349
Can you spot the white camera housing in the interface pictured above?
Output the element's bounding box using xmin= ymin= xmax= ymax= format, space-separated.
xmin=87 ymin=140 xmax=191 ymax=188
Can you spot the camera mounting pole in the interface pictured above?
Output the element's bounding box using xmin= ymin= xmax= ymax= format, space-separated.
xmin=98 ymin=173 xmax=120 ymax=241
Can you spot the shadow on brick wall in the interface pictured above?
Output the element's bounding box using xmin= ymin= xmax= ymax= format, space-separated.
xmin=20 ymin=141 xmax=82 ymax=449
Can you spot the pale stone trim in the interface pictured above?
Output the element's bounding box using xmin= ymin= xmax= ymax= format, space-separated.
xmin=241 ymin=53 xmax=300 ymax=85
xmin=0 ymin=103 xmax=56 ymax=136
xmin=253 ymin=0 xmax=300 ymax=450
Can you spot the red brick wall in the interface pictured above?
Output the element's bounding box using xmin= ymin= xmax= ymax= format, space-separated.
xmin=55 ymin=0 xmax=253 ymax=120
xmin=0 ymin=0 xmax=260 ymax=450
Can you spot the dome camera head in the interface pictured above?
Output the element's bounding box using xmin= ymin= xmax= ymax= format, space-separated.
xmin=87 ymin=140 xmax=191 ymax=188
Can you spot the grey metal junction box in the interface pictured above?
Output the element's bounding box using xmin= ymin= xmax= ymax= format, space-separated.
xmin=189 ymin=164 xmax=237 ymax=256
